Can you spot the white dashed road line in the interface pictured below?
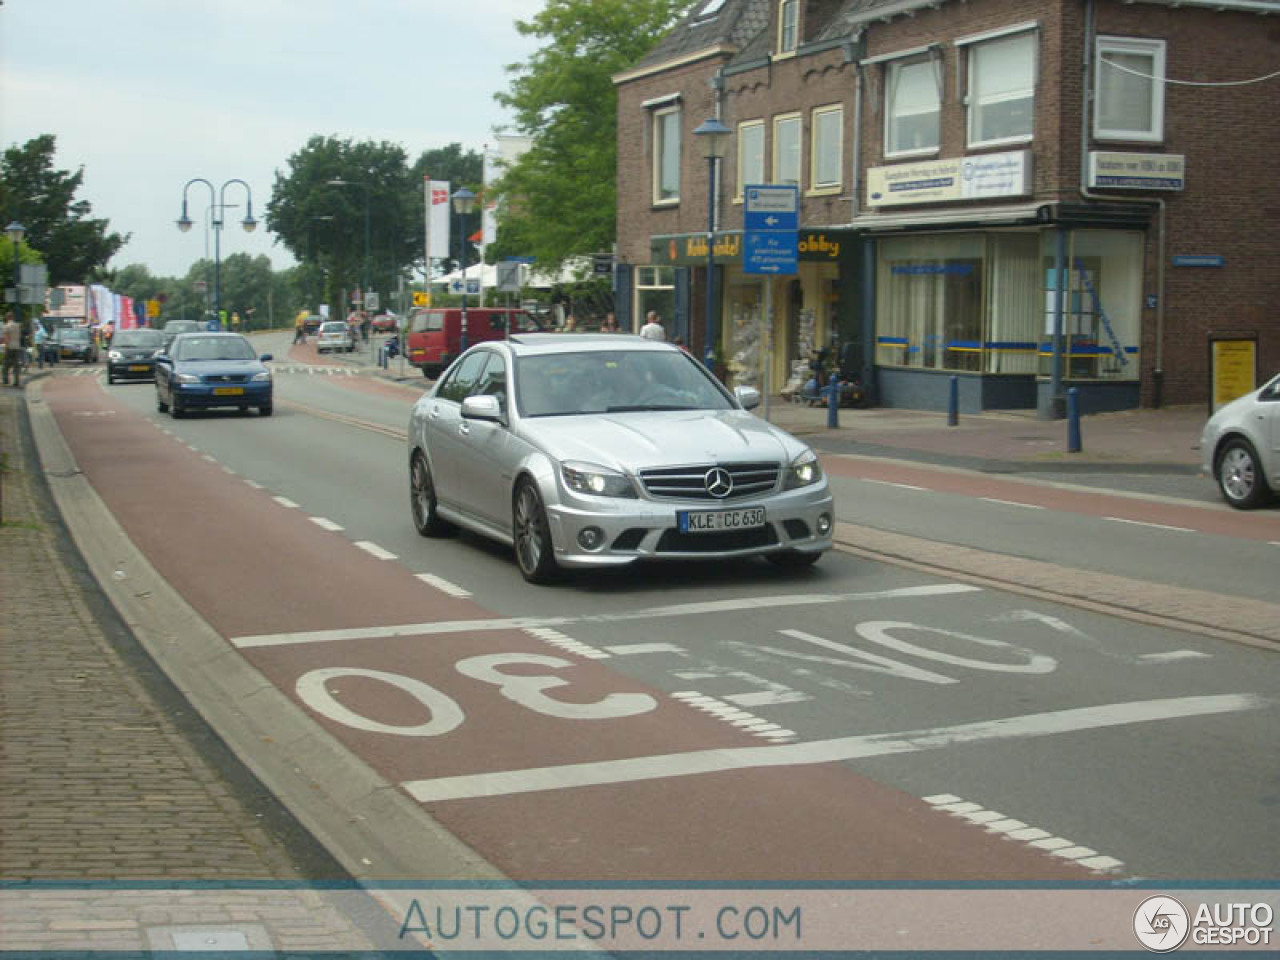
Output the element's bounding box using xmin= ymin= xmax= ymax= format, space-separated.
xmin=273 ymin=496 xmax=300 ymax=509
xmin=979 ymin=497 xmax=1045 ymax=509
xmin=1103 ymin=517 xmax=1193 ymax=533
xmin=354 ymin=541 xmax=397 ymax=561
xmin=670 ymin=690 xmax=797 ymax=742
xmin=310 ymin=517 xmax=345 ymax=532
xmin=415 ymin=573 xmax=472 ymax=598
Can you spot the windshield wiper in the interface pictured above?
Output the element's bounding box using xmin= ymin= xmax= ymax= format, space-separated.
xmin=605 ymin=404 xmax=697 ymax=412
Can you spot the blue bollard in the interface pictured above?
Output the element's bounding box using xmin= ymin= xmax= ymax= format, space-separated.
xmin=947 ymin=375 xmax=959 ymax=426
xmin=1067 ymin=387 xmax=1082 ymax=452
xmin=827 ymin=374 xmax=839 ymax=429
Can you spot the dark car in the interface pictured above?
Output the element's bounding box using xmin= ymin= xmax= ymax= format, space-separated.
xmin=54 ymin=326 xmax=98 ymax=363
xmin=106 ymin=328 xmax=165 ymax=384
xmin=161 ymin=320 xmax=203 ymax=351
xmin=154 ymin=332 xmax=274 ymax=418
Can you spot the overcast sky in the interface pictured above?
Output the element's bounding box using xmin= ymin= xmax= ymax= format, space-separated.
xmin=0 ymin=0 xmax=543 ymax=279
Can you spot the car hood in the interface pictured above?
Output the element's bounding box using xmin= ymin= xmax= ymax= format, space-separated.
xmin=517 ymin=409 xmax=807 ymax=471
xmin=174 ymin=359 xmax=266 ymax=377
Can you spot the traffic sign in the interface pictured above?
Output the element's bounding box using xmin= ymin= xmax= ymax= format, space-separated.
xmin=743 ymin=183 xmax=799 ymax=275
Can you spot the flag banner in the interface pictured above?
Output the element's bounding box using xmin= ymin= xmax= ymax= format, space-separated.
xmin=426 ymin=178 xmax=451 ymax=268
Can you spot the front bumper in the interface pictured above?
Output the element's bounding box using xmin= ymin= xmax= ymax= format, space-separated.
xmin=544 ymin=482 xmax=835 ymax=568
xmin=108 ymin=359 xmax=156 ymax=380
xmin=173 ymin=381 xmax=272 ymax=409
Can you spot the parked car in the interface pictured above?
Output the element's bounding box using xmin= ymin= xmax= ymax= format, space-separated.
xmin=161 ymin=319 xmax=203 ymax=351
xmin=154 ymin=332 xmax=273 ymax=418
xmin=53 ymin=326 xmax=98 ymax=363
xmin=405 ymin=307 xmax=543 ymax=379
xmin=371 ymin=312 xmax=398 ymax=333
xmin=408 ymin=334 xmax=834 ymax=583
xmin=303 ymin=314 xmax=325 ymax=334
xmin=106 ymin=328 xmax=165 ymax=384
xmin=1201 ymin=372 xmax=1280 ymax=509
xmin=316 ymin=320 xmax=356 ymax=354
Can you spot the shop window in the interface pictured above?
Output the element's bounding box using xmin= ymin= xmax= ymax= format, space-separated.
xmin=737 ymin=120 xmax=765 ymax=199
xmin=653 ymin=106 xmax=681 ymax=205
xmin=1041 ymin=231 xmax=1142 ymax=380
xmin=635 ymin=265 xmax=676 ymax=336
xmin=810 ymin=104 xmax=843 ymax=191
xmin=1095 ymin=37 xmax=1165 ymax=142
xmin=886 ymin=58 xmax=940 ymax=156
xmin=876 ymin=234 xmax=984 ymax=372
xmin=964 ymin=29 xmax=1036 ymax=147
xmin=773 ymin=113 xmax=802 ymax=186
xmin=986 ymin=233 xmax=1041 ymax=374
xmin=778 ymin=0 xmax=798 ymax=56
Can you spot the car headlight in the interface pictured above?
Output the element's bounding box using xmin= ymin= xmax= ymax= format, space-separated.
xmin=174 ymin=373 xmax=201 ymax=384
xmin=251 ymin=370 xmax=272 ymax=382
xmin=783 ymin=449 xmax=823 ymax=489
xmin=107 ymin=350 xmax=122 ymax=361
xmin=561 ymin=461 xmax=637 ymax=498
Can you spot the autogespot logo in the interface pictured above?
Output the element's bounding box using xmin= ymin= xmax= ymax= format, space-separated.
xmin=1134 ymin=895 xmax=1190 ymax=952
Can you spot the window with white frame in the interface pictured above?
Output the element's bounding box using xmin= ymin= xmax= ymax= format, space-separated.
xmin=737 ymin=120 xmax=765 ymax=197
xmin=811 ymin=104 xmax=843 ymax=190
xmin=965 ymin=29 xmax=1036 ymax=147
xmin=886 ymin=57 xmax=940 ymax=155
xmin=773 ymin=113 xmax=802 ymax=186
xmin=653 ymin=106 xmax=681 ymax=204
xmin=778 ymin=0 xmax=798 ymax=55
xmin=1095 ymin=37 xmax=1165 ymax=142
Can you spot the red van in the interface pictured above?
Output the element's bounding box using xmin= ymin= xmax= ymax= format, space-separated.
xmin=405 ymin=307 xmax=543 ymax=378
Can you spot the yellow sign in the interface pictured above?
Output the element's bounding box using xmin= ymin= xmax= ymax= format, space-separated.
xmin=413 ymin=291 xmax=430 ymax=307
xmin=1211 ymin=339 xmax=1256 ymax=412
xmin=146 ymin=299 xmax=161 ymax=319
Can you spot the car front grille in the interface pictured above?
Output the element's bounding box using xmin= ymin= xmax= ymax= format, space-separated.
xmin=639 ymin=462 xmax=780 ymax=501
xmin=203 ymin=373 xmax=249 ymax=384
xmin=655 ymin=524 xmax=780 ymax=553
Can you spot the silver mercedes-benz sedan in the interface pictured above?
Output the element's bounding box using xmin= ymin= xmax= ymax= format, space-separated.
xmin=408 ymin=334 xmax=835 ymax=583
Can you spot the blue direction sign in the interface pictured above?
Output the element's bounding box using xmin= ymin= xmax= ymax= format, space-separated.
xmin=743 ymin=184 xmax=798 ymax=275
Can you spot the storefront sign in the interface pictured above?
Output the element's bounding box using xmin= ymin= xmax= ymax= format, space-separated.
xmin=866 ymin=151 xmax=1031 ymax=207
xmin=1209 ymin=336 xmax=1257 ymax=414
xmin=651 ymin=231 xmax=845 ymax=266
xmin=1088 ymin=152 xmax=1185 ymax=191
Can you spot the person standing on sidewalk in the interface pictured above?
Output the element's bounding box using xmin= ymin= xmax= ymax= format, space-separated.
xmin=2 ymin=311 xmax=23 ymax=387
xmin=639 ymin=310 xmax=665 ymax=341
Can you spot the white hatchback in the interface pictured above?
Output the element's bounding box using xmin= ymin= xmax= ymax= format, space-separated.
xmin=316 ymin=321 xmax=354 ymax=354
xmin=1201 ymin=372 xmax=1280 ymax=508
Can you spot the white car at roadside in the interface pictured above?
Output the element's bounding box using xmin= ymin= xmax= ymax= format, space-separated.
xmin=1201 ymin=372 xmax=1280 ymax=508
xmin=316 ymin=320 xmax=355 ymax=354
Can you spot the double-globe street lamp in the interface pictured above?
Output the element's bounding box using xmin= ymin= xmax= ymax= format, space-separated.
xmin=327 ymin=179 xmax=372 ymax=355
xmin=693 ymin=117 xmax=732 ymax=371
xmin=451 ymin=187 xmax=476 ymax=352
xmin=176 ymin=179 xmax=256 ymax=328
xmin=5 ymin=220 xmax=24 ymax=325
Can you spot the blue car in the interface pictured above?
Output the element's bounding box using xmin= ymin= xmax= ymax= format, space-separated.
xmin=154 ymin=332 xmax=273 ymax=418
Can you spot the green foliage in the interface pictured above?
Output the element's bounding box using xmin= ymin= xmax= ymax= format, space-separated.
xmin=0 ymin=135 xmax=127 ymax=283
xmin=488 ymin=0 xmax=695 ymax=270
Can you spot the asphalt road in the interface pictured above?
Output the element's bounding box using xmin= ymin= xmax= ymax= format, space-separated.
xmin=40 ymin=359 xmax=1280 ymax=887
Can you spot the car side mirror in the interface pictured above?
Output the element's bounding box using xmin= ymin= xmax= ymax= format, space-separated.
xmin=734 ymin=385 xmax=762 ymax=410
xmin=461 ymin=394 xmax=504 ymax=424
xmin=154 ymin=353 xmax=171 ymax=365
xmin=259 ymin=353 xmax=273 ymax=362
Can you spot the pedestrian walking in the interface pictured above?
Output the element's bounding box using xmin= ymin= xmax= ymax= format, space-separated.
xmin=33 ymin=320 xmax=49 ymax=369
xmin=639 ymin=310 xmax=665 ymax=341
xmin=2 ymin=311 xmax=23 ymax=387
xmin=293 ymin=310 xmax=308 ymax=344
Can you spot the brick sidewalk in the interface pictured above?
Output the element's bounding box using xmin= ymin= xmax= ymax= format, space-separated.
xmin=0 ymin=387 xmax=380 ymax=951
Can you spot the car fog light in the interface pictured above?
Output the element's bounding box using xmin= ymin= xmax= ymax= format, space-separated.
xmin=816 ymin=513 xmax=832 ymax=535
xmin=577 ymin=526 xmax=605 ymax=551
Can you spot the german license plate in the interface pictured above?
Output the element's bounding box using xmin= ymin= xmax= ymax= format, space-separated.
xmin=678 ymin=506 xmax=766 ymax=533
xmin=127 ymin=365 xmax=149 ymax=372
xmin=212 ymin=387 xmax=244 ymax=396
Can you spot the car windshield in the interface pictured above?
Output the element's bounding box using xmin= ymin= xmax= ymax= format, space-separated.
xmin=62 ymin=329 xmax=89 ymax=342
xmin=113 ymin=330 xmax=164 ymax=348
xmin=515 ymin=349 xmax=734 ymax=418
xmin=173 ymin=337 xmax=256 ymax=362
xmin=319 ymin=322 xmax=345 ymax=333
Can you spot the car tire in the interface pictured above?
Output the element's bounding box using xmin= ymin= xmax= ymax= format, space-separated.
xmin=410 ymin=451 xmax=454 ymax=537
xmin=170 ymin=398 xmax=184 ymax=419
xmin=156 ymin=391 xmax=169 ymax=413
xmin=259 ymin=403 xmax=273 ymax=417
xmin=513 ymin=479 xmax=561 ymax=584
xmin=766 ymin=550 xmax=822 ymax=569
xmin=1216 ymin=438 xmax=1273 ymax=509
xmin=107 ymin=372 xmax=115 ymax=385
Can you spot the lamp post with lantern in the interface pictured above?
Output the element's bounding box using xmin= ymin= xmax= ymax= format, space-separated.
xmin=451 ymin=187 xmax=476 ymax=352
xmin=693 ymin=117 xmax=732 ymax=371
xmin=5 ymin=221 xmax=24 ymax=327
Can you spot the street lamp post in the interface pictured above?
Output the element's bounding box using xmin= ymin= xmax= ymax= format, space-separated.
xmin=177 ymin=179 xmax=257 ymax=328
xmin=5 ymin=221 xmax=23 ymax=326
xmin=327 ymin=179 xmax=372 ymax=356
xmin=693 ymin=118 xmax=732 ymax=371
xmin=451 ymin=187 xmax=476 ymax=352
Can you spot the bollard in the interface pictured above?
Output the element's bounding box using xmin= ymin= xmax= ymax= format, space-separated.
xmin=827 ymin=373 xmax=839 ymax=429
xmin=1067 ymin=387 xmax=1082 ymax=453
xmin=947 ymin=375 xmax=959 ymax=426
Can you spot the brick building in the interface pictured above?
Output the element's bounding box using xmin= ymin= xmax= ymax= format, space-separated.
xmin=613 ymin=0 xmax=1280 ymax=413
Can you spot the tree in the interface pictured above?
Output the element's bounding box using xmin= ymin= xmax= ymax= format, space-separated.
xmin=265 ymin=136 xmax=421 ymax=319
xmin=0 ymin=135 xmax=127 ymax=283
xmin=489 ymin=0 xmax=694 ymax=271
